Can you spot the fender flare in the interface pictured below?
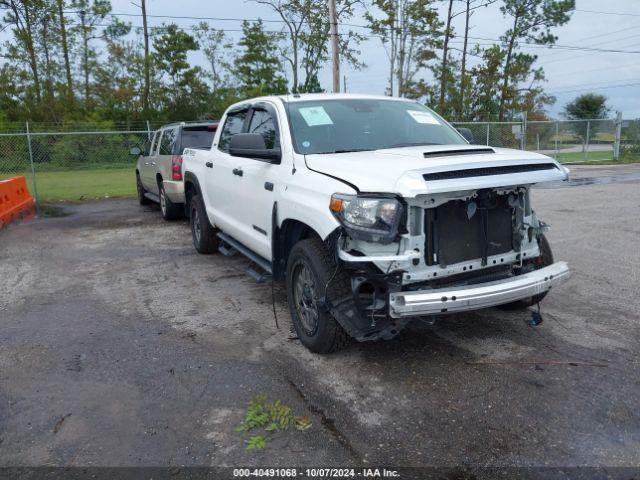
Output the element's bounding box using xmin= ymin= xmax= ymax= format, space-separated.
xmin=183 ymin=172 xmax=202 ymax=203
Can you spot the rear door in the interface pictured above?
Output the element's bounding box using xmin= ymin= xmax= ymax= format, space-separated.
xmin=155 ymin=126 xmax=179 ymax=193
xmin=141 ymin=130 xmax=160 ymax=190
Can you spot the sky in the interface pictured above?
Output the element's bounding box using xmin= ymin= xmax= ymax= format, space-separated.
xmin=4 ymin=0 xmax=640 ymax=118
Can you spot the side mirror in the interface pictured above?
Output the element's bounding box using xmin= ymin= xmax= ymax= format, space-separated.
xmin=457 ymin=127 xmax=475 ymax=144
xmin=229 ymin=133 xmax=281 ymax=163
xmin=130 ymin=146 xmax=142 ymax=156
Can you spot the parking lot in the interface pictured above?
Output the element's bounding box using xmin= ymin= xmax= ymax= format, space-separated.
xmin=1 ymin=164 xmax=639 ymax=470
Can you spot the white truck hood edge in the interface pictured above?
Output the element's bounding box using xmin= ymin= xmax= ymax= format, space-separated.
xmin=305 ymin=145 xmax=569 ymax=197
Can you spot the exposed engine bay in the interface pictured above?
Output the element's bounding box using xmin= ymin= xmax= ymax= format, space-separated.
xmin=330 ymin=185 xmax=555 ymax=341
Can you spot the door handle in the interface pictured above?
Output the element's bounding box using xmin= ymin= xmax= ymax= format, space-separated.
xmin=205 ymin=161 xmax=213 ymax=168
xmin=232 ymin=168 xmax=243 ymax=177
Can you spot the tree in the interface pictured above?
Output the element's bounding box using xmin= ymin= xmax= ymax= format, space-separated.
xmin=457 ymin=0 xmax=498 ymax=118
xmin=93 ymin=18 xmax=142 ymax=122
xmin=254 ymin=0 xmax=362 ymax=94
xmin=193 ymin=22 xmax=234 ymax=93
xmin=437 ymin=0 xmax=454 ymax=112
xmin=153 ymin=24 xmax=208 ymax=119
xmin=366 ymin=0 xmax=442 ymax=98
xmin=1 ymin=0 xmax=46 ymax=103
xmin=498 ymin=0 xmax=574 ymax=120
xmin=234 ymin=20 xmax=288 ymax=97
xmin=564 ymin=93 xmax=610 ymax=151
xmin=55 ymin=0 xmax=73 ymax=101
xmin=466 ymin=45 xmax=504 ymax=120
xmin=71 ymin=0 xmax=112 ymax=108
xmin=564 ymin=93 xmax=609 ymax=120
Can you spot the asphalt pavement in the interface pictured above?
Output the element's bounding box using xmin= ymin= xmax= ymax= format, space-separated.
xmin=1 ymin=164 xmax=638 ymax=474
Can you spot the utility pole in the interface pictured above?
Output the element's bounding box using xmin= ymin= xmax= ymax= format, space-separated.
xmin=328 ymin=0 xmax=340 ymax=93
xmin=613 ymin=111 xmax=623 ymax=161
xmin=141 ymin=0 xmax=151 ymax=115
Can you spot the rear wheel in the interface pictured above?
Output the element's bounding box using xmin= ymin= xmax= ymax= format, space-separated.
xmin=500 ymin=233 xmax=554 ymax=310
xmin=190 ymin=194 xmax=218 ymax=254
xmin=286 ymin=238 xmax=351 ymax=354
xmin=136 ymin=173 xmax=151 ymax=205
xmin=159 ymin=181 xmax=182 ymax=220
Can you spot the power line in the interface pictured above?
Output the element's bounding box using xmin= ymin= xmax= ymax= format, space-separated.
xmin=575 ymin=9 xmax=640 ymax=18
xmin=549 ymin=62 xmax=640 ymax=79
xmin=4 ymin=5 xmax=640 ymax=56
xmin=536 ymin=28 xmax=640 ymax=61
xmin=550 ymin=81 xmax=640 ymax=95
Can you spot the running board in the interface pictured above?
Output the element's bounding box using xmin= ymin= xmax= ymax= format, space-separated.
xmin=246 ymin=264 xmax=272 ymax=283
xmin=217 ymin=232 xmax=272 ymax=274
xmin=218 ymin=243 xmax=237 ymax=257
xmin=144 ymin=192 xmax=160 ymax=203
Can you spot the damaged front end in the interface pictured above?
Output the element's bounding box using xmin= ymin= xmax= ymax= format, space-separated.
xmin=325 ymin=182 xmax=570 ymax=342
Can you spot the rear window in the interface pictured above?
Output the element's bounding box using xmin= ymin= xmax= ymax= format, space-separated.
xmin=179 ymin=126 xmax=217 ymax=152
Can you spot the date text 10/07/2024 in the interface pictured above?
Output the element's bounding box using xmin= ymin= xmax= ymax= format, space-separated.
xmin=232 ymin=468 xmax=401 ymax=478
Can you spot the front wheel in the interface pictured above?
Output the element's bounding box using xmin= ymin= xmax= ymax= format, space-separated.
xmin=137 ymin=173 xmax=151 ymax=205
xmin=286 ymin=238 xmax=351 ymax=353
xmin=159 ymin=181 xmax=182 ymax=221
xmin=500 ymin=233 xmax=554 ymax=310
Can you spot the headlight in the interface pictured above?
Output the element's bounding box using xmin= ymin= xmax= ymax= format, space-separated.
xmin=329 ymin=194 xmax=403 ymax=244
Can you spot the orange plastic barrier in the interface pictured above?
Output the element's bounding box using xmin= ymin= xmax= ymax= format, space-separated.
xmin=0 ymin=176 xmax=35 ymax=228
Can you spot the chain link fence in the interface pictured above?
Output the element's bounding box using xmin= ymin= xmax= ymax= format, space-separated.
xmin=1 ymin=118 xmax=639 ymax=208
xmin=452 ymin=117 xmax=639 ymax=164
xmin=0 ymin=126 xmax=153 ymax=207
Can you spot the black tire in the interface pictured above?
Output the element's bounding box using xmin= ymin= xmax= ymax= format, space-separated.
xmin=136 ymin=172 xmax=151 ymax=205
xmin=190 ymin=194 xmax=218 ymax=254
xmin=499 ymin=233 xmax=554 ymax=310
xmin=159 ymin=181 xmax=182 ymax=221
xmin=286 ymin=238 xmax=351 ymax=354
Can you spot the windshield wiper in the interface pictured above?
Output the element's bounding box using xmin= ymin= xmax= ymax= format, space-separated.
xmin=382 ymin=142 xmax=440 ymax=149
xmin=317 ymin=148 xmax=373 ymax=154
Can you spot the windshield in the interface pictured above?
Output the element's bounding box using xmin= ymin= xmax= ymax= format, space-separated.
xmin=286 ymin=98 xmax=466 ymax=154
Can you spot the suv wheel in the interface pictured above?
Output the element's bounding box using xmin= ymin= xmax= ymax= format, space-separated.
xmin=500 ymin=233 xmax=554 ymax=310
xmin=286 ymin=238 xmax=351 ymax=353
xmin=137 ymin=173 xmax=151 ymax=205
xmin=159 ymin=181 xmax=181 ymax=220
xmin=190 ymin=194 xmax=218 ymax=254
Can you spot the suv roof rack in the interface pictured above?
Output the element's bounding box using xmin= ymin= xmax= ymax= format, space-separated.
xmin=161 ymin=120 xmax=219 ymax=128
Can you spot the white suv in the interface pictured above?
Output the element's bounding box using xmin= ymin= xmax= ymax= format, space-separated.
xmin=132 ymin=121 xmax=218 ymax=219
xmin=182 ymin=94 xmax=570 ymax=353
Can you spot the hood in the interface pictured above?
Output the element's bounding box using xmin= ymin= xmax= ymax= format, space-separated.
xmin=304 ymin=144 xmax=569 ymax=197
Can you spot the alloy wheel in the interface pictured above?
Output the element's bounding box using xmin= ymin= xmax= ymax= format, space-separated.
xmin=160 ymin=187 xmax=167 ymax=216
xmin=192 ymin=208 xmax=201 ymax=244
xmin=292 ymin=261 xmax=320 ymax=336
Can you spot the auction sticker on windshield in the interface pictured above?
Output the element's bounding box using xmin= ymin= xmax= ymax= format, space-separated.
xmin=299 ymin=106 xmax=334 ymax=127
xmin=407 ymin=110 xmax=440 ymax=125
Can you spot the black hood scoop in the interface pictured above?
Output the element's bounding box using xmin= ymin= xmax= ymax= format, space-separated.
xmin=423 ymin=148 xmax=495 ymax=158
xmin=423 ymin=163 xmax=559 ymax=181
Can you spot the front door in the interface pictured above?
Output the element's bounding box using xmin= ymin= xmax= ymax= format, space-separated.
xmin=229 ymin=106 xmax=282 ymax=260
xmin=207 ymin=108 xmax=250 ymax=240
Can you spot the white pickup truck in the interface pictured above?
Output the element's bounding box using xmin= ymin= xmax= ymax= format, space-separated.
xmin=182 ymin=94 xmax=570 ymax=353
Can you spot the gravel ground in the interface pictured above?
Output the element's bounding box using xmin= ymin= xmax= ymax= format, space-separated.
xmin=1 ymin=164 xmax=638 ymax=475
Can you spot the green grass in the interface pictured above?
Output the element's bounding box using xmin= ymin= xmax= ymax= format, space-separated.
xmin=553 ymin=151 xmax=614 ymax=163
xmin=2 ymin=167 xmax=136 ymax=202
xmin=552 ymin=150 xmax=640 ymax=164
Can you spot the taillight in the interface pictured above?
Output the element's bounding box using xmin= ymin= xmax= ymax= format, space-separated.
xmin=171 ymin=155 xmax=183 ymax=181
